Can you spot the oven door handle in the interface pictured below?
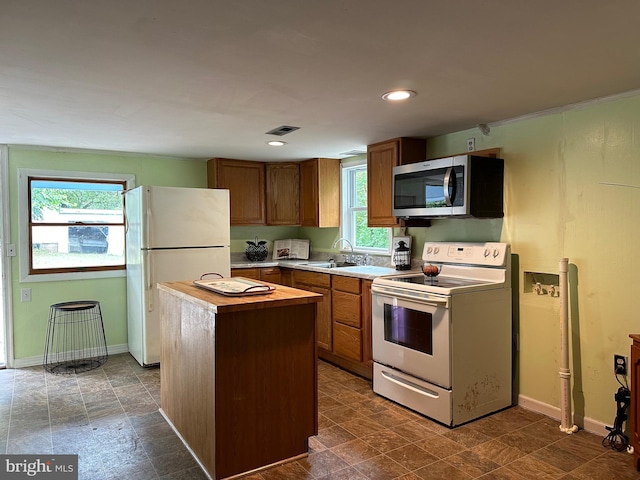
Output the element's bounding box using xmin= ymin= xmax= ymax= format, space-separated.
xmin=372 ymin=289 xmax=448 ymax=307
xmin=381 ymin=370 xmax=440 ymax=398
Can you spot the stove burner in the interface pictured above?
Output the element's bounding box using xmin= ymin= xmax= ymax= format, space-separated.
xmin=388 ymin=275 xmax=493 ymax=289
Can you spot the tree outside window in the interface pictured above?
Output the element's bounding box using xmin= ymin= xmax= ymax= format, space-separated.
xmin=341 ymin=161 xmax=390 ymax=252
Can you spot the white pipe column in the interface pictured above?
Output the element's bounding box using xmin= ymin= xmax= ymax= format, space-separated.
xmin=559 ymin=257 xmax=578 ymax=434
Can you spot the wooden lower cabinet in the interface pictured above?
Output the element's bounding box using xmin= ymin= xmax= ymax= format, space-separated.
xmin=332 ymin=278 xmax=362 ymax=363
xmin=279 ymin=268 xmax=294 ymax=287
xmin=333 ymin=290 xmax=361 ymax=328
xmin=333 ymin=323 xmax=361 ymax=362
xmin=295 ymin=271 xmax=373 ymax=379
xmin=361 ymin=280 xmax=373 ymax=374
xmin=231 ymin=267 xmax=281 ymax=284
xmin=309 ymin=285 xmax=332 ymax=352
xmin=631 ymin=334 xmax=640 ymax=470
xmin=159 ymin=282 xmax=318 ymax=480
xmin=294 ymin=271 xmax=332 ymax=352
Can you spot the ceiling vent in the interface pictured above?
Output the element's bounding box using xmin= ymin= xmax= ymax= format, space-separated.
xmin=265 ymin=125 xmax=300 ymax=136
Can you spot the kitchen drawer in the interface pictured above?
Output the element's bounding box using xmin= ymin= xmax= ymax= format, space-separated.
xmin=294 ymin=270 xmax=331 ymax=288
xmin=332 ymin=291 xmax=361 ymax=328
xmin=333 ymin=323 xmax=362 ymax=362
xmin=231 ymin=267 xmax=280 ymax=284
xmin=231 ymin=268 xmax=260 ymax=280
xmin=332 ymin=275 xmax=361 ymax=294
xmin=259 ymin=267 xmax=281 ymax=284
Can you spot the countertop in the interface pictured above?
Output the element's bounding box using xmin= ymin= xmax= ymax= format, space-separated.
xmin=231 ymin=259 xmax=412 ymax=280
xmin=158 ymin=279 xmax=322 ymax=313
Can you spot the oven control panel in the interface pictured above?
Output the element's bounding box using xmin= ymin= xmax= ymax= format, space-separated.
xmin=421 ymin=242 xmax=509 ymax=266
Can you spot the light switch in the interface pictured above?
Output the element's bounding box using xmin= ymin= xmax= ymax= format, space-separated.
xmin=21 ymin=288 xmax=31 ymax=302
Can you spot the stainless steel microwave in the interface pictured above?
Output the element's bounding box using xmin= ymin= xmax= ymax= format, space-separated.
xmin=392 ymin=155 xmax=504 ymax=218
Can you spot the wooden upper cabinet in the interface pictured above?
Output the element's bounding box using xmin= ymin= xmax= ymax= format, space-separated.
xmin=266 ymin=163 xmax=300 ymax=226
xmin=208 ymin=158 xmax=266 ymax=226
xmin=366 ymin=137 xmax=426 ymax=227
xmin=299 ymin=158 xmax=340 ymax=227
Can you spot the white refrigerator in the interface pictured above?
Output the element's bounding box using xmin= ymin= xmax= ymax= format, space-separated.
xmin=125 ymin=185 xmax=230 ymax=366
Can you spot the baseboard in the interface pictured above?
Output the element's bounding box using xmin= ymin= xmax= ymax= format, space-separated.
xmin=160 ymin=408 xmax=213 ymax=480
xmin=13 ymin=343 xmax=129 ymax=369
xmin=518 ymin=394 xmax=609 ymax=436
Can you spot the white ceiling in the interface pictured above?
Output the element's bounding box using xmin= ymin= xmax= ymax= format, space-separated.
xmin=2 ymin=1 xmax=640 ymax=161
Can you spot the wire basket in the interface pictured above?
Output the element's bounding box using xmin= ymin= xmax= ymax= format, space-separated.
xmin=43 ymin=300 xmax=108 ymax=374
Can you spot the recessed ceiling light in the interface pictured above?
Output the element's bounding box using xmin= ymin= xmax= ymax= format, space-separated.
xmin=381 ymin=90 xmax=417 ymax=101
xmin=267 ymin=140 xmax=287 ymax=146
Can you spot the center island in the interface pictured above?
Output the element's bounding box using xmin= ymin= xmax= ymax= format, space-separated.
xmin=157 ymin=279 xmax=322 ymax=480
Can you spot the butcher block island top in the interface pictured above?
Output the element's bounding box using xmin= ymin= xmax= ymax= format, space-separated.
xmin=159 ymin=278 xmax=321 ymax=312
xmin=158 ymin=280 xmax=322 ymax=480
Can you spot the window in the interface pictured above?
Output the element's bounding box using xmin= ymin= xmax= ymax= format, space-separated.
xmin=19 ymin=169 xmax=135 ymax=281
xmin=341 ymin=160 xmax=390 ymax=253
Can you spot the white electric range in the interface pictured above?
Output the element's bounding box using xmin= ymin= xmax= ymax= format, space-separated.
xmin=371 ymin=241 xmax=513 ymax=427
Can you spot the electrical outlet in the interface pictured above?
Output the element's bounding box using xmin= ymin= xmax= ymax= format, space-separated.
xmin=614 ymin=354 xmax=627 ymax=375
xmin=466 ymin=138 xmax=475 ymax=152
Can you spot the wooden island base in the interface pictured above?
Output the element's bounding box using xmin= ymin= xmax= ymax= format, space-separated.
xmin=158 ymin=280 xmax=321 ymax=480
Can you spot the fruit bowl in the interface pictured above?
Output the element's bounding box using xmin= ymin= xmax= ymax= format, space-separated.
xmin=422 ymin=263 xmax=441 ymax=284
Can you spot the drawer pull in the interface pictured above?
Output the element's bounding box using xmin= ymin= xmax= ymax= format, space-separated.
xmin=381 ymin=370 xmax=439 ymax=399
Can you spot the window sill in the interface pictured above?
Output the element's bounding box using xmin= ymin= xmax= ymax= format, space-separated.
xmin=20 ymin=269 xmax=126 ymax=283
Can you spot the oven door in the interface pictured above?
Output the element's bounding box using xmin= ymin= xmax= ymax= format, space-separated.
xmin=372 ymin=288 xmax=451 ymax=388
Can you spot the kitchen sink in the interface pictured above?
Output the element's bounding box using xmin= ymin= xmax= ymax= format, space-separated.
xmin=305 ymin=261 xmax=358 ymax=269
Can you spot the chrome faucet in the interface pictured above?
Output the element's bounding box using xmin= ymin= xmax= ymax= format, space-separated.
xmin=332 ymin=237 xmax=354 ymax=252
xmin=332 ymin=237 xmax=354 ymax=263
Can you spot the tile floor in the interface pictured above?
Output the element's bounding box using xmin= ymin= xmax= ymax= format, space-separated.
xmin=0 ymin=353 xmax=638 ymax=480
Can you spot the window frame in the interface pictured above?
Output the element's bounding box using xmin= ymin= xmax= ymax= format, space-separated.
xmin=340 ymin=159 xmax=391 ymax=254
xmin=18 ymin=169 xmax=135 ymax=282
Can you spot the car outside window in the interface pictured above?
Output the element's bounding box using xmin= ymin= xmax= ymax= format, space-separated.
xmin=18 ymin=169 xmax=135 ymax=282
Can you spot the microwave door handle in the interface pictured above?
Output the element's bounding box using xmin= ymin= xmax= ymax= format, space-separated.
xmin=443 ymin=167 xmax=453 ymax=206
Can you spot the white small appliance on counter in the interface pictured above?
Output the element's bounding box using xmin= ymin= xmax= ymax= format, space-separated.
xmin=371 ymin=241 xmax=512 ymax=427
xmin=125 ymin=186 xmax=231 ymax=366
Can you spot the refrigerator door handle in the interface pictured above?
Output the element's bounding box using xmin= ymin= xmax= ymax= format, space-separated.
xmin=145 ymin=251 xmax=154 ymax=313
xmin=145 ymin=189 xmax=152 ymax=248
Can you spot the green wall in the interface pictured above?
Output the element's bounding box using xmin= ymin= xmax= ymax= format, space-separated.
xmin=7 ymin=147 xmax=208 ymax=361
xmin=421 ymin=93 xmax=640 ymax=428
